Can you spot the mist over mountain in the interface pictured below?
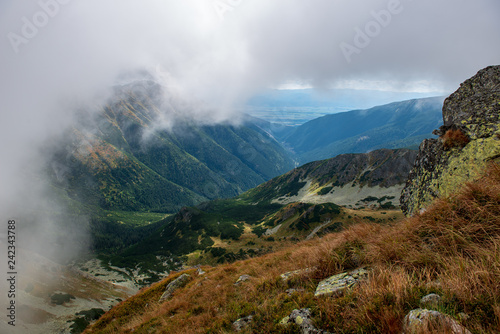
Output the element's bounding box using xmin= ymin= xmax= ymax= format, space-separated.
xmin=48 ymin=79 xmax=295 ymax=213
xmin=245 ymin=88 xmax=444 ymax=125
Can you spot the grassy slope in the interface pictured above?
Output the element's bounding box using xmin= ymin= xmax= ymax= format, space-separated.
xmin=85 ymin=163 xmax=500 ymax=333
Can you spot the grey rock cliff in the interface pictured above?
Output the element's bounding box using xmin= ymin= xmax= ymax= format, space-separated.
xmin=401 ymin=65 xmax=500 ymax=215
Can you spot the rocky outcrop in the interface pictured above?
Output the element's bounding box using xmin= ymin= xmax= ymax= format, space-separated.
xmin=314 ymin=268 xmax=369 ymax=297
xmin=401 ymin=65 xmax=500 ymax=215
xmin=442 ymin=66 xmax=500 ymax=138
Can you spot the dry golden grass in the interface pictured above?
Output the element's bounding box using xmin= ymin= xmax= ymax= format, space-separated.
xmin=85 ymin=163 xmax=500 ymax=334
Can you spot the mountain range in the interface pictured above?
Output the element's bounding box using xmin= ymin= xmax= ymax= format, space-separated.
xmin=48 ymin=80 xmax=295 ymax=213
xmin=99 ymin=148 xmax=414 ymax=283
xmin=279 ymin=96 xmax=444 ymax=163
xmin=47 ymin=78 xmax=443 ymax=218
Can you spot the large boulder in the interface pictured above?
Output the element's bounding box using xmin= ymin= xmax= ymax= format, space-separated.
xmin=442 ymin=65 xmax=500 ymax=138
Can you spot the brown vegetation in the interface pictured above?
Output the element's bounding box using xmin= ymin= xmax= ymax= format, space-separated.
xmin=85 ymin=163 xmax=500 ymax=334
xmin=442 ymin=129 xmax=471 ymax=150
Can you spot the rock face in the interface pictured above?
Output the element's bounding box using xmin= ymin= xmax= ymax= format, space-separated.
xmin=261 ymin=148 xmax=417 ymax=208
xmin=402 ymin=309 xmax=471 ymax=334
xmin=442 ymin=66 xmax=500 ymax=138
xmin=401 ymin=65 xmax=500 ymax=215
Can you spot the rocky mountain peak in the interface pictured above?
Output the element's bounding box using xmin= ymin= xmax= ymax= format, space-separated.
xmin=401 ymin=65 xmax=500 ymax=215
xmin=442 ymin=65 xmax=500 ymax=138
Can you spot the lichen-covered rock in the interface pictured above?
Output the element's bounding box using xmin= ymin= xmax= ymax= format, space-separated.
xmin=402 ymin=308 xmax=471 ymax=334
xmin=280 ymin=309 xmax=331 ymax=334
xmin=280 ymin=268 xmax=315 ymax=282
xmin=401 ymin=65 xmax=500 ymax=215
xmin=234 ymin=274 xmax=251 ymax=285
xmin=420 ymin=293 xmax=442 ymax=307
xmin=314 ymin=268 xmax=369 ymax=297
xmin=233 ymin=315 xmax=253 ymax=332
xmin=158 ymin=273 xmax=190 ymax=302
xmin=442 ymin=65 xmax=500 ymax=139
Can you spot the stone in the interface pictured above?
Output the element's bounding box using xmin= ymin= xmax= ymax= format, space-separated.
xmin=233 ymin=315 xmax=253 ymax=332
xmin=420 ymin=293 xmax=442 ymax=307
xmin=285 ymin=288 xmax=304 ymax=296
xmin=158 ymin=274 xmax=190 ymax=302
xmin=197 ymin=267 xmax=206 ymax=276
xmin=402 ymin=308 xmax=471 ymax=334
xmin=280 ymin=268 xmax=315 ymax=282
xmin=279 ymin=308 xmax=331 ymax=334
xmin=234 ymin=274 xmax=251 ymax=285
xmin=314 ymin=268 xmax=369 ymax=297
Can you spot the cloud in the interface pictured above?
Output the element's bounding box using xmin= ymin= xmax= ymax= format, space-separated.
xmin=1 ymin=0 xmax=498 ymax=110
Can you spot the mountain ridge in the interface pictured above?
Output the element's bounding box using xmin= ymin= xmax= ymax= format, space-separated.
xmin=281 ymin=96 xmax=444 ymax=163
xmin=49 ymin=79 xmax=296 ymax=213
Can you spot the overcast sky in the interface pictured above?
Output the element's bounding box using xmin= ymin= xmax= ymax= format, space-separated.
xmin=0 ymin=0 xmax=499 ymax=258
xmin=1 ymin=0 xmax=499 ymax=108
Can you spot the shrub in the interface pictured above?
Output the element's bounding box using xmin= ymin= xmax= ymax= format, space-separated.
xmin=318 ymin=186 xmax=333 ymax=195
xmin=442 ymin=129 xmax=470 ymax=150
